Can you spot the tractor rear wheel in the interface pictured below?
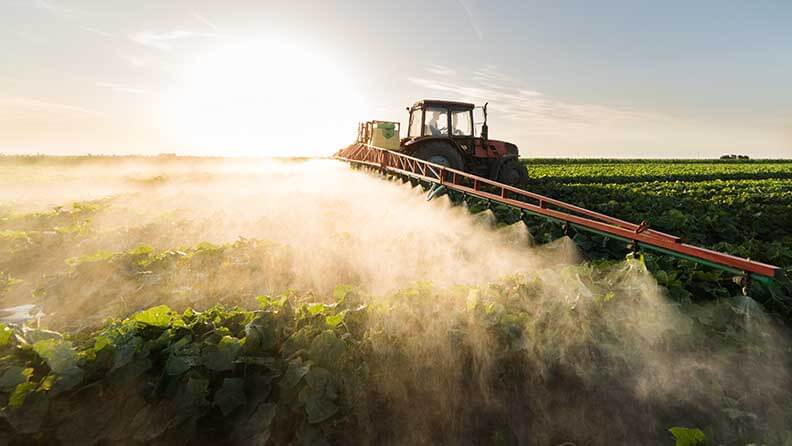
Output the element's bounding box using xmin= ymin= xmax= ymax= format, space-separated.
xmin=413 ymin=142 xmax=464 ymax=170
xmin=498 ymin=159 xmax=529 ymax=186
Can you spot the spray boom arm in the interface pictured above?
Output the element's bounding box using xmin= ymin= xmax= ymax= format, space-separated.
xmin=335 ymin=143 xmax=782 ymax=286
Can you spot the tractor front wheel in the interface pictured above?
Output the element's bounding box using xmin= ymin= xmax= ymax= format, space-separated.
xmin=413 ymin=142 xmax=464 ymax=171
xmin=497 ymin=159 xmax=529 ymax=186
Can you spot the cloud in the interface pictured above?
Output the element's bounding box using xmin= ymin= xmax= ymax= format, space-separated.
xmin=457 ymin=0 xmax=483 ymax=40
xmin=0 ymin=98 xmax=104 ymax=118
xmin=471 ymin=64 xmax=516 ymax=83
xmin=118 ymin=54 xmax=147 ymax=68
xmin=193 ymin=12 xmax=219 ymax=31
xmin=426 ymin=65 xmax=457 ymax=77
xmin=129 ymin=30 xmax=218 ymax=51
xmin=32 ymin=0 xmax=74 ymax=17
xmin=80 ymin=27 xmax=115 ymax=39
xmin=409 ymin=66 xmax=667 ymax=136
xmin=96 ymin=82 xmax=147 ymax=94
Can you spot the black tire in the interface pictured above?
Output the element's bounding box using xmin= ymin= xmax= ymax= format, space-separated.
xmin=497 ymin=159 xmax=529 ymax=186
xmin=413 ymin=141 xmax=464 ymax=170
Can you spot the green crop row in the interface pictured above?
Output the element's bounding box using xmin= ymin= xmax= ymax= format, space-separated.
xmin=522 ymin=158 xmax=792 ymax=165
xmin=522 ymin=161 xmax=792 ymax=184
xmin=526 ymin=180 xmax=792 ymax=258
xmin=1 ymin=275 xmax=789 ymax=445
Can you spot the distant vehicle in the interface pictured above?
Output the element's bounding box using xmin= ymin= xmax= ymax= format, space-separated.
xmin=720 ymin=154 xmax=751 ymax=160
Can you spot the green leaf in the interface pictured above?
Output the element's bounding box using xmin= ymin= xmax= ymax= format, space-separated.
xmin=285 ymin=358 xmax=311 ymax=387
xmin=202 ymin=335 xmax=241 ymax=371
xmin=50 ymin=371 xmax=84 ymax=395
xmin=255 ymin=295 xmax=272 ymax=308
xmin=0 ymin=323 xmax=13 ymax=347
xmin=669 ymin=427 xmax=708 ymax=446
xmin=32 ymin=339 xmax=84 ymax=394
xmin=214 ymin=377 xmax=246 ymax=416
xmin=333 ymin=285 xmax=355 ymax=301
xmin=9 ymin=382 xmax=36 ymax=408
xmin=306 ymin=303 xmax=325 ymax=315
xmin=298 ymin=367 xmax=339 ymax=424
xmin=324 ymin=311 xmax=346 ymax=329
xmin=130 ymin=376 xmax=208 ymax=442
xmin=235 ymin=402 xmax=276 ymax=445
xmin=93 ymin=335 xmax=111 ymax=352
xmin=0 ymin=367 xmax=32 ymax=390
xmin=245 ymin=312 xmax=283 ymax=353
xmin=238 ymin=356 xmax=276 ymax=368
xmin=112 ymin=335 xmax=142 ymax=371
xmin=109 ymin=358 xmax=151 ymax=386
xmin=132 ymin=305 xmax=172 ymax=328
xmin=165 ymin=354 xmax=198 ymax=376
xmin=33 ymin=339 xmax=80 ymax=375
xmin=176 ymin=376 xmax=210 ymax=411
xmin=299 ymin=387 xmax=338 ymax=424
xmin=308 ymin=331 xmax=346 ymax=369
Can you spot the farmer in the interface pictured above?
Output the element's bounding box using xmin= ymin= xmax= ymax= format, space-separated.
xmin=425 ymin=110 xmax=443 ymax=136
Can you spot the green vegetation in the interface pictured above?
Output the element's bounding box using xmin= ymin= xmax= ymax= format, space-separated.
xmin=2 ymin=276 xmax=790 ymax=445
xmin=0 ymin=157 xmax=790 ymax=445
xmin=510 ymin=159 xmax=792 ymax=318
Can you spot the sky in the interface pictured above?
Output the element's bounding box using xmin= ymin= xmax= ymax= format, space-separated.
xmin=1 ymin=0 xmax=791 ymax=158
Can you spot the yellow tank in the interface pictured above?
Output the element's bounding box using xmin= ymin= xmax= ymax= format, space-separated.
xmin=367 ymin=121 xmax=401 ymax=151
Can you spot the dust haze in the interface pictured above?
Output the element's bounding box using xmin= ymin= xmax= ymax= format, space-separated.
xmin=1 ymin=158 xmax=573 ymax=310
xmin=1 ymin=157 xmax=789 ymax=444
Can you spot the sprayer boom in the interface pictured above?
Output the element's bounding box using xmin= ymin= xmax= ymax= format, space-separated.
xmin=335 ymin=143 xmax=782 ymax=284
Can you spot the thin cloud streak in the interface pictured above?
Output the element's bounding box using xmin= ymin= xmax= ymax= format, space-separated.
xmin=193 ymin=12 xmax=219 ymax=31
xmin=96 ymin=82 xmax=148 ymax=94
xmin=129 ymin=30 xmax=219 ymax=51
xmin=427 ymin=65 xmax=457 ymax=77
xmin=457 ymin=0 xmax=483 ymax=40
xmin=31 ymin=0 xmax=74 ymax=18
xmin=80 ymin=27 xmax=116 ymax=39
xmin=0 ymin=98 xmax=105 ymax=119
xmin=409 ymin=66 xmax=668 ymax=136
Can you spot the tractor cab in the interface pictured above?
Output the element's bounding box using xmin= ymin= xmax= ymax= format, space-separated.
xmin=406 ymin=100 xmax=477 ymax=140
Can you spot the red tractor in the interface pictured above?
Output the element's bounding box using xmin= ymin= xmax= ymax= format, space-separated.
xmin=400 ymin=99 xmax=529 ymax=185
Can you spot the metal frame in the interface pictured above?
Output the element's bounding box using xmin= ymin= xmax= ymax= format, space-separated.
xmin=335 ymin=143 xmax=782 ymax=283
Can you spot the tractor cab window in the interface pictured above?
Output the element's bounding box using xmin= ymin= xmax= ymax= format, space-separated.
xmin=473 ymin=107 xmax=486 ymax=136
xmin=408 ymin=109 xmax=423 ymax=137
xmin=451 ymin=110 xmax=473 ymax=136
xmin=423 ymin=107 xmax=448 ymax=136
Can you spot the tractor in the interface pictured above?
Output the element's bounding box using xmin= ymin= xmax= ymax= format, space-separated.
xmin=354 ymin=100 xmax=529 ymax=185
xmin=400 ymin=99 xmax=528 ymax=185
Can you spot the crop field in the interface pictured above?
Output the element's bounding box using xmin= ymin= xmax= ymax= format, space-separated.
xmin=1 ymin=156 xmax=791 ymax=445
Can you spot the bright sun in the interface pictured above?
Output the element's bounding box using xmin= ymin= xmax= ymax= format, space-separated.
xmin=159 ymin=38 xmax=368 ymax=157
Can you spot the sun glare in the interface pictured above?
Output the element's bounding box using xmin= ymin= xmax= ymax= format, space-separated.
xmin=159 ymin=38 xmax=368 ymax=157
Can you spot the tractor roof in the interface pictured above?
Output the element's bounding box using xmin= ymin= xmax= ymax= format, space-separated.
xmin=412 ymin=99 xmax=475 ymax=111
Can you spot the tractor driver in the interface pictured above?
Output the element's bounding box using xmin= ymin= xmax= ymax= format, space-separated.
xmin=426 ymin=110 xmax=443 ymax=136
